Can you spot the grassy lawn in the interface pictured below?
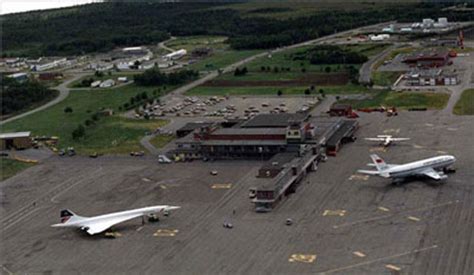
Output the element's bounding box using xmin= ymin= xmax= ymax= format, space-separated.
xmin=166 ymin=35 xmax=229 ymax=52
xmin=373 ymin=46 xmax=414 ymax=70
xmin=187 ymin=84 xmax=369 ymax=96
xmin=188 ymin=50 xmax=263 ymax=72
xmin=0 ymin=158 xmax=35 ymax=181
xmin=2 ymin=84 xmax=171 ymax=155
xmin=453 ymin=89 xmax=474 ymax=115
xmin=339 ymin=91 xmax=450 ymax=109
xmin=341 ymin=43 xmax=392 ymax=57
xmin=150 ymin=134 xmax=175 ymax=149
xmin=68 ymin=72 xmax=140 ymax=88
xmin=372 ymin=71 xmax=403 ymax=86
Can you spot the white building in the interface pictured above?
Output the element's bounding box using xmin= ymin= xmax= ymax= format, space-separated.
xmin=164 ymin=49 xmax=187 ymax=61
xmin=30 ymin=57 xmax=67 ymax=71
xmin=422 ymin=18 xmax=435 ymax=28
xmin=99 ymin=79 xmax=115 ymax=88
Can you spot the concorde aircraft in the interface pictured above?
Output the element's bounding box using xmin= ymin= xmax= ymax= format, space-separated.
xmin=364 ymin=135 xmax=410 ymax=147
xmin=51 ymin=205 xmax=180 ymax=235
xmin=358 ymin=154 xmax=456 ymax=184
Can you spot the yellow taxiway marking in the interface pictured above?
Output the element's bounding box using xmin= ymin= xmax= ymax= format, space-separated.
xmin=369 ymin=147 xmax=386 ymax=152
xmin=211 ymin=183 xmax=232 ymax=189
xmin=425 ymin=123 xmax=434 ymax=127
xmin=323 ymin=210 xmax=346 ymax=217
xmin=413 ymin=144 xmax=424 ymax=149
xmin=447 ymin=127 xmax=458 ymax=131
xmin=349 ymin=174 xmax=369 ymax=181
xmin=318 ymin=245 xmax=437 ymax=274
xmin=353 ymin=251 xmax=366 ymax=258
xmin=160 ymin=184 xmax=167 ymax=189
xmin=136 ymin=226 xmax=144 ymax=232
xmin=437 ymin=150 xmax=447 ymax=154
xmin=142 ymin=178 xmax=151 ymax=182
xmin=153 ymin=229 xmax=179 ymax=237
xmin=333 ymin=201 xmax=458 ymax=229
xmin=407 ymin=216 xmax=420 ymax=222
xmin=378 ymin=206 xmax=390 ymax=212
xmin=288 ymin=254 xmax=317 ymax=263
xmin=385 ymin=264 xmax=402 ymax=271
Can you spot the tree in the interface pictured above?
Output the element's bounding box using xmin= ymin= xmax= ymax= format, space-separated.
xmin=336 ymin=95 xmax=341 ymax=101
xmin=261 ymin=66 xmax=266 ymax=72
xmin=64 ymin=106 xmax=73 ymax=113
xmin=242 ymin=67 xmax=248 ymax=75
xmin=273 ymin=67 xmax=279 ymax=73
xmin=277 ymin=90 xmax=282 ymax=96
xmin=141 ymin=91 xmax=148 ymax=100
xmin=72 ymin=124 xmax=85 ymax=140
xmin=301 ymin=68 xmax=306 ymax=73
xmin=94 ymin=71 xmax=104 ymax=77
xmin=310 ymin=85 xmax=315 ymax=91
xmin=234 ymin=68 xmax=241 ymax=76
xmin=304 ymin=89 xmax=310 ymax=95
xmin=91 ymin=113 xmax=100 ymax=121
xmin=84 ymin=119 xmax=93 ymax=126
xmin=325 ymin=66 xmax=331 ymax=73
xmin=319 ymin=89 xmax=326 ymax=98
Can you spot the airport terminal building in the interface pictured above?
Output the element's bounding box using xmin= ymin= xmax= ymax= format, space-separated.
xmin=169 ymin=113 xmax=358 ymax=212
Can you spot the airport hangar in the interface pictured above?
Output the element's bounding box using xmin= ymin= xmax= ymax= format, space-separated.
xmin=169 ymin=113 xmax=358 ymax=212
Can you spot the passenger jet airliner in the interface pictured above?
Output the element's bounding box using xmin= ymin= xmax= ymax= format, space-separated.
xmin=51 ymin=205 xmax=180 ymax=235
xmin=358 ymin=154 xmax=456 ymax=184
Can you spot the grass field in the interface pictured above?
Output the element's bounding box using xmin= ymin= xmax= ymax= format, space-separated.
xmin=339 ymin=91 xmax=450 ymax=109
xmin=188 ymin=50 xmax=263 ymax=72
xmin=1 ymin=84 xmax=171 ymax=155
xmin=0 ymin=158 xmax=35 ymax=181
xmin=453 ymin=89 xmax=474 ymax=115
xmin=373 ymin=46 xmax=414 ymax=70
xmin=166 ymin=36 xmax=229 ymax=52
xmin=187 ymin=84 xmax=369 ymax=96
xmin=372 ymin=71 xmax=403 ymax=86
xmin=149 ymin=134 xmax=175 ymax=149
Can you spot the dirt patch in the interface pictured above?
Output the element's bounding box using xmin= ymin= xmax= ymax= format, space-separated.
xmin=203 ymin=73 xmax=349 ymax=87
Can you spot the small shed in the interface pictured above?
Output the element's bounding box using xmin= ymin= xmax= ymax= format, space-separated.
xmin=0 ymin=132 xmax=32 ymax=150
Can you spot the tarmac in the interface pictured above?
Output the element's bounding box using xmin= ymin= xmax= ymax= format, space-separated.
xmin=1 ymin=110 xmax=473 ymax=274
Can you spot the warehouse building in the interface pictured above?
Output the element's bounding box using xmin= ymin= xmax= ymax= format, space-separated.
xmin=0 ymin=132 xmax=32 ymax=150
xmin=402 ymin=49 xmax=451 ymax=68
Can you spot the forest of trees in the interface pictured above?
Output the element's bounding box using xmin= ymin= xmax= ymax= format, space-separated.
xmin=134 ymin=68 xmax=199 ymax=86
xmin=1 ymin=77 xmax=58 ymax=116
xmin=2 ymin=2 xmax=473 ymax=56
xmin=292 ymin=45 xmax=368 ymax=65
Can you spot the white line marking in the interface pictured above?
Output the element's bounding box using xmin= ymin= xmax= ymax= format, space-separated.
xmin=317 ymin=245 xmax=437 ymax=274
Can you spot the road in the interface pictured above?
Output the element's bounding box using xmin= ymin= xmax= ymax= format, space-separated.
xmin=158 ymin=36 xmax=176 ymax=53
xmin=0 ymin=73 xmax=87 ymax=126
xmin=358 ymin=44 xmax=397 ymax=84
xmin=162 ymin=21 xmax=395 ymax=101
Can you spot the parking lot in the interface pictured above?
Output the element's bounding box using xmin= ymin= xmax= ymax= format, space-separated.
xmin=139 ymin=95 xmax=318 ymax=120
xmin=1 ymin=110 xmax=473 ymax=274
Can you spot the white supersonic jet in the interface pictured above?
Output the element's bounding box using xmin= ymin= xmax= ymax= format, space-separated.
xmin=51 ymin=205 xmax=180 ymax=235
xmin=358 ymin=154 xmax=456 ymax=184
xmin=364 ymin=135 xmax=410 ymax=147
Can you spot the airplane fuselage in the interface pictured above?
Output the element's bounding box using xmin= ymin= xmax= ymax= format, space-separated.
xmin=56 ymin=206 xmax=169 ymax=228
xmin=384 ymin=155 xmax=455 ymax=179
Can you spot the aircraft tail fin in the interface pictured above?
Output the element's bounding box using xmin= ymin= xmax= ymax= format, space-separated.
xmin=370 ymin=154 xmax=388 ymax=171
xmin=58 ymin=209 xmax=84 ymax=224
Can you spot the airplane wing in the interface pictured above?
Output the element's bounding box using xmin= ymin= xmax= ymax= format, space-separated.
xmin=365 ymin=138 xmax=385 ymax=141
xmin=357 ymin=169 xmax=381 ymax=175
xmin=83 ymin=213 xmax=144 ymax=235
xmin=390 ymin=138 xmax=410 ymax=141
xmin=420 ymin=168 xmax=443 ymax=180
